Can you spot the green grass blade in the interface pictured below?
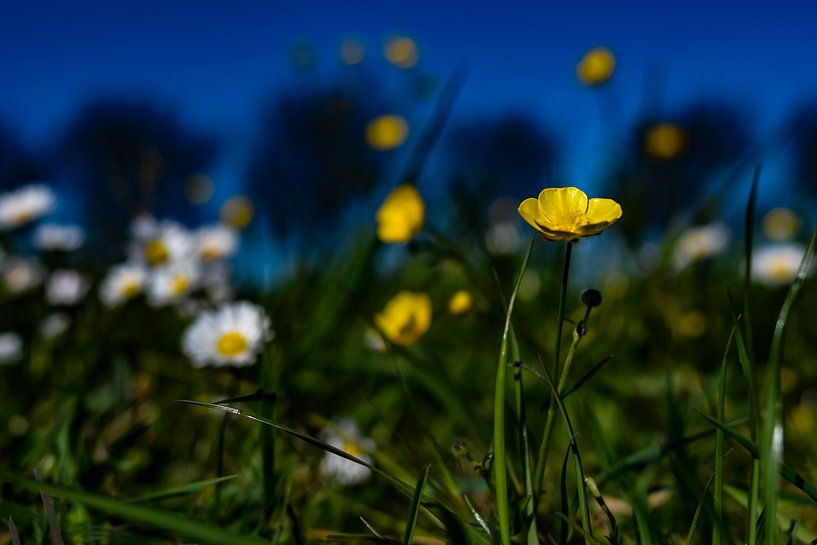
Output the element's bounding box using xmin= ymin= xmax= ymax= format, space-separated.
xmin=177 ymin=400 xmax=415 ymax=496
xmin=403 ymin=465 xmax=431 ymax=545
xmin=493 ymin=237 xmax=534 ymax=545
xmin=685 ymin=473 xmax=715 ymax=545
xmin=129 ymin=475 xmax=238 ymax=503
xmin=8 ymin=516 xmax=21 ymax=545
xmin=759 ymin=228 xmax=817 ymax=544
xmin=725 ymin=485 xmax=817 ymax=544
xmin=561 ymin=356 xmax=614 ymax=399
xmin=714 ymin=326 xmax=736 ymax=545
xmin=742 ymin=165 xmax=760 ymax=362
xmin=695 ymin=411 xmax=817 ymax=503
xmin=0 ymin=470 xmax=271 ymax=545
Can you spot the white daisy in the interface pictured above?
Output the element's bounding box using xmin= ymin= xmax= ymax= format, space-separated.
xmin=673 ymin=223 xmax=730 ymax=270
xmin=0 ymin=184 xmax=56 ymax=231
xmin=319 ymin=419 xmax=376 ymax=486
xmin=181 ymin=301 xmax=272 ymax=368
xmin=33 ymin=223 xmax=85 ymax=252
xmin=2 ymin=257 xmax=45 ymax=295
xmin=46 ymin=269 xmax=88 ymax=306
xmin=39 ymin=313 xmax=70 ymax=340
xmin=147 ymin=262 xmax=199 ymax=307
xmin=100 ymin=263 xmax=147 ymax=307
xmin=752 ymin=244 xmax=809 ymax=287
xmin=485 ymin=222 xmax=522 ymax=255
xmin=196 ymin=224 xmax=239 ymax=261
xmin=0 ymin=332 xmax=23 ymax=365
xmin=129 ymin=218 xmax=195 ymax=268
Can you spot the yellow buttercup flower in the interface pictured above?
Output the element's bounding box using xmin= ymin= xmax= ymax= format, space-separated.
xmin=576 ymin=47 xmax=615 ymax=86
xmin=384 ymin=36 xmax=418 ymax=68
xmin=221 ymin=196 xmax=254 ymax=230
xmin=518 ymin=187 xmax=622 ymax=241
xmin=447 ymin=290 xmax=473 ymax=315
xmin=762 ymin=208 xmax=799 ymax=241
xmin=644 ymin=123 xmax=687 ymax=160
xmin=366 ymin=114 xmax=409 ymax=150
xmin=376 ymin=185 xmax=425 ymax=243
xmin=375 ymin=291 xmax=432 ymax=346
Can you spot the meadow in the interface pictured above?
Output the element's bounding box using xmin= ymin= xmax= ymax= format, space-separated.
xmin=1 ymin=43 xmax=817 ymax=545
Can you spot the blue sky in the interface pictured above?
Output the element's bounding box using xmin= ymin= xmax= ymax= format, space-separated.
xmin=2 ymin=0 xmax=817 ymax=195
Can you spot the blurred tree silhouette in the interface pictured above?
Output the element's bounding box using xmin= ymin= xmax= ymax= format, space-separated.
xmin=0 ymin=122 xmax=49 ymax=190
xmin=444 ymin=113 xmax=556 ymax=203
xmin=609 ymin=101 xmax=752 ymax=246
xmin=245 ymin=83 xmax=385 ymax=248
xmin=56 ymin=100 xmax=219 ymax=251
xmin=790 ymin=103 xmax=817 ymax=203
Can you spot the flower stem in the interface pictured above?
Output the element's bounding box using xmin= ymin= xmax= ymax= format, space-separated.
xmin=533 ymin=241 xmax=574 ymax=494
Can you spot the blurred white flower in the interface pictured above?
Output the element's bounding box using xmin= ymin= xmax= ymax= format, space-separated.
xmin=182 ymin=301 xmax=272 ymax=368
xmin=39 ymin=312 xmax=70 ymax=340
xmin=2 ymin=257 xmax=45 ymax=295
xmin=752 ymin=244 xmax=809 ymax=287
xmin=100 ymin=263 xmax=147 ymax=307
xmin=129 ymin=219 xmax=195 ymax=268
xmin=147 ymin=262 xmax=199 ymax=307
xmin=0 ymin=332 xmax=23 ymax=365
xmin=196 ymin=224 xmax=239 ymax=261
xmin=485 ymin=222 xmax=522 ymax=255
xmin=46 ymin=269 xmax=88 ymax=306
xmin=0 ymin=184 xmax=56 ymax=231
xmin=319 ymin=419 xmax=375 ymax=486
xmin=673 ymin=223 xmax=730 ymax=270
xmin=363 ymin=327 xmax=386 ymax=352
xmin=200 ymin=261 xmax=233 ymax=303
xmin=34 ymin=223 xmax=85 ymax=252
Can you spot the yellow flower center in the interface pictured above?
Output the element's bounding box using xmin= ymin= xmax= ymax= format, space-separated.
xmin=769 ymin=258 xmax=794 ymax=281
xmin=200 ymin=245 xmax=221 ymax=261
xmin=216 ymin=331 xmax=248 ymax=357
xmin=144 ymin=239 xmax=170 ymax=265
xmin=171 ymin=275 xmax=190 ymax=296
xmin=121 ymin=279 xmax=141 ymax=298
xmin=342 ymin=440 xmax=362 ymax=457
xmin=14 ymin=211 xmax=32 ymax=224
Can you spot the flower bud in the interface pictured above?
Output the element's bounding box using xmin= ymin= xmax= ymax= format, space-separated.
xmin=451 ymin=438 xmax=472 ymax=458
xmin=580 ymin=288 xmax=602 ymax=308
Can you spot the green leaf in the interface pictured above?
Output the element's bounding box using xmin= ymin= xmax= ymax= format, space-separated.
xmin=0 ymin=470 xmax=270 ymax=545
xmin=403 ymin=465 xmax=430 ymax=545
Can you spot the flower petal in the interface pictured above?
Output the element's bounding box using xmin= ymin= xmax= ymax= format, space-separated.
xmin=517 ymin=198 xmax=546 ymax=233
xmin=536 ymin=187 xmax=588 ymax=227
xmin=585 ymin=198 xmax=622 ymax=225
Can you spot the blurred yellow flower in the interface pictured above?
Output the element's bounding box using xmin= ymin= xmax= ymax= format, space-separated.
xmin=644 ymin=123 xmax=687 ymax=160
xmin=447 ymin=290 xmax=473 ymax=315
xmin=518 ymin=187 xmax=622 ymax=241
xmin=221 ymin=196 xmax=254 ymax=230
xmin=384 ymin=36 xmax=418 ymax=68
xmin=762 ymin=208 xmax=800 ymax=241
xmin=375 ymin=291 xmax=432 ymax=346
xmin=376 ymin=185 xmax=425 ymax=243
xmin=366 ymin=114 xmax=409 ymax=150
xmin=576 ymin=47 xmax=615 ymax=86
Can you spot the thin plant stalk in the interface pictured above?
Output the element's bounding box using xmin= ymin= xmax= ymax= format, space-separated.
xmin=493 ymin=238 xmax=534 ymax=545
xmin=533 ymin=241 xmax=574 ymax=494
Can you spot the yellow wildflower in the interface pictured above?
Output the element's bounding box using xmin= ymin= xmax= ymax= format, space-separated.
xmin=366 ymin=114 xmax=409 ymax=150
xmin=220 ymin=196 xmax=254 ymax=230
xmin=517 ymin=187 xmax=622 ymax=241
xmin=447 ymin=290 xmax=473 ymax=315
xmin=375 ymin=291 xmax=432 ymax=346
xmin=376 ymin=185 xmax=425 ymax=243
xmin=576 ymin=47 xmax=615 ymax=86
xmin=384 ymin=36 xmax=419 ymax=68
xmin=644 ymin=123 xmax=687 ymax=160
xmin=762 ymin=208 xmax=799 ymax=241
